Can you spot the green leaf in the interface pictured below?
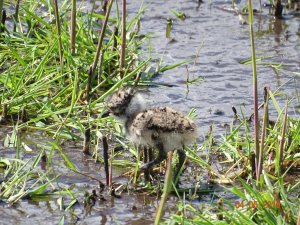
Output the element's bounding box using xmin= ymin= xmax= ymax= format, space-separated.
xmin=52 ymin=142 xmax=77 ymax=171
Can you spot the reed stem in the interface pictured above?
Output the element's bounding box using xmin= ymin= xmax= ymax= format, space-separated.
xmin=155 ymin=151 xmax=173 ymax=225
xmin=13 ymin=0 xmax=21 ymax=32
xmin=257 ymin=87 xmax=269 ymax=183
xmin=248 ymin=0 xmax=260 ymax=179
xmin=70 ymin=0 xmax=76 ymax=55
xmin=53 ymin=0 xmax=63 ymax=66
xmin=102 ymin=136 xmax=109 ymax=186
xmin=278 ymin=102 xmax=288 ymax=174
xmin=120 ymin=0 xmax=127 ymax=77
xmin=0 ymin=0 xmax=3 ymax=29
xmin=90 ymin=0 xmax=113 ymax=77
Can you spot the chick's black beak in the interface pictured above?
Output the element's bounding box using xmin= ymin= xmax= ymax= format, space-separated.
xmin=101 ymin=110 xmax=110 ymax=118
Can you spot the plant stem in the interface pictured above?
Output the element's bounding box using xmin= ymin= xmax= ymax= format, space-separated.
xmin=155 ymin=151 xmax=173 ymax=225
xmin=278 ymin=102 xmax=288 ymax=174
xmin=1 ymin=104 xmax=7 ymax=120
xmin=109 ymin=146 xmax=113 ymax=187
xmin=83 ymin=0 xmax=113 ymax=154
xmin=90 ymin=0 xmax=113 ymax=77
xmin=257 ymin=87 xmax=269 ymax=183
xmin=143 ymin=147 xmax=150 ymax=182
xmin=0 ymin=9 xmax=5 ymax=33
xmin=13 ymin=0 xmax=21 ymax=32
xmin=120 ymin=0 xmax=126 ymax=77
xmin=53 ymin=0 xmax=63 ymax=66
xmin=0 ymin=0 xmax=3 ymax=29
xmin=70 ymin=0 xmax=76 ymax=55
xmin=83 ymin=127 xmax=90 ymax=154
xmin=248 ymin=0 xmax=260 ymax=179
xmin=102 ymin=136 xmax=109 ymax=186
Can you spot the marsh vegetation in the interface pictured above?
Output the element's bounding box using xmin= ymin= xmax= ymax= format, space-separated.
xmin=0 ymin=0 xmax=299 ymax=224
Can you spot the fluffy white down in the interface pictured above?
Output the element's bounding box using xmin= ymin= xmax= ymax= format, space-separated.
xmin=109 ymin=89 xmax=198 ymax=151
xmin=125 ymin=93 xmax=146 ymax=117
xmin=128 ymin=128 xmax=198 ymax=152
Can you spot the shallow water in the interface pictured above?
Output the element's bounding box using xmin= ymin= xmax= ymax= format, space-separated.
xmin=1 ymin=0 xmax=300 ymax=224
xmin=125 ymin=0 xmax=300 ymax=137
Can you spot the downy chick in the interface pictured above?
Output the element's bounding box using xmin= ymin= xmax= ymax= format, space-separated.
xmin=106 ymin=88 xmax=198 ymax=182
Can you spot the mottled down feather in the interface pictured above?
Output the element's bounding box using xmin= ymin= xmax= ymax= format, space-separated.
xmin=132 ymin=107 xmax=196 ymax=133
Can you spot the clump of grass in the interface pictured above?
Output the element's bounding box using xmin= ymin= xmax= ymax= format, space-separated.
xmin=1 ymin=125 xmax=69 ymax=203
xmin=163 ymin=88 xmax=299 ymax=224
xmin=0 ymin=0 xmax=187 ymax=206
xmin=0 ymin=0 xmax=181 ymax=144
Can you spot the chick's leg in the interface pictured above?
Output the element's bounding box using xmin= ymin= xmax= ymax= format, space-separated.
xmin=140 ymin=143 xmax=166 ymax=171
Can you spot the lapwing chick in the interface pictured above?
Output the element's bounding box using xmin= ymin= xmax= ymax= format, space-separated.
xmin=106 ymin=88 xmax=198 ymax=183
